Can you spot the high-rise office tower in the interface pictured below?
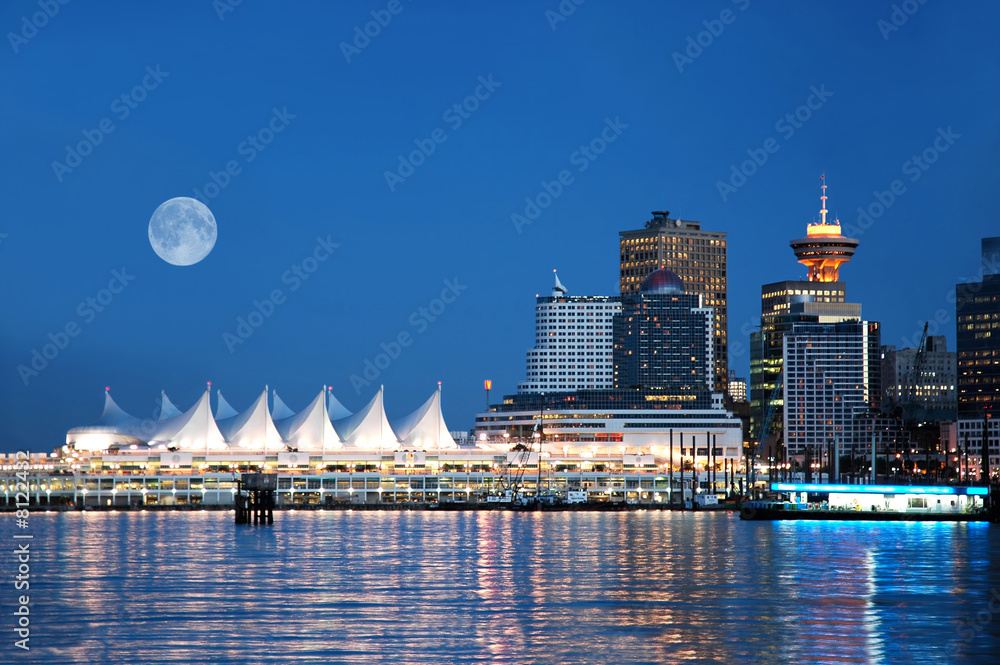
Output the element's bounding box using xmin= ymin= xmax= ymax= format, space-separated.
xmin=749 ymin=181 xmax=874 ymax=458
xmin=957 ymin=238 xmax=1000 ymax=418
xmin=517 ymin=271 xmax=621 ymax=394
xmin=620 ymin=212 xmax=728 ymax=393
xmin=956 ymin=238 xmax=1000 ymax=474
xmin=782 ymin=320 xmax=882 ymax=456
xmin=613 ymin=268 xmax=713 ymax=394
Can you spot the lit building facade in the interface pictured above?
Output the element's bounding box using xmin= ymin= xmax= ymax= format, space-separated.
xmin=751 ymin=280 xmax=857 ymax=443
xmin=761 ymin=281 xmax=848 ymax=317
xmin=881 ymin=335 xmax=957 ymax=417
xmin=956 ymin=237 xmax=1000 ymax=474
xmin=749 ymin=182 xmax=867 ymax=459
xmin=619 ymin=212 xmax=728 ymax=393
xmin=728 ymin=377 xmax=747 ymax=403
xmin=782 ymin=320 xmax=882 ymax=456
xmin=613 ymin=269 xmax=713 ymax=394
xmin=517 ymin=272 xmax=620 ymax=393
xmin=473 ymin=268 xmax=741 ymax=482
xmin=473 ymin=389 xmax=738 ymax=473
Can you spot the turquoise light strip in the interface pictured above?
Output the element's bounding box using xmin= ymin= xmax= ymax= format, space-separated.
xmin=771 ymin=483 xmax=962 ymax=495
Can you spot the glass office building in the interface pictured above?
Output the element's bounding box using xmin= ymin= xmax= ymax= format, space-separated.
xmin=613 ymin=268 xmax=713 ymax=395
xmin=620 ymin=212 xmax=728 ymax=393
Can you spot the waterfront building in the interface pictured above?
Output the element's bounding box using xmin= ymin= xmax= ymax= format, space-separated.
xmin=1 ymin=445 xmax=744 ymax=508
xmin=473 ymin=267 xmax=740 ymax=483
xmin=517 ymin=272 xmax=620 ymax=393
xmin=619 ymin=212 xmax=728 ymax=393
xmin=956 ymin=237 xmax=1000 ymax=476
xmin=613 ymin=268 xmax=714 ymax=394
xmin=472 ymin=388 xmax=740 ymax=485
xmin=41 ymin=380 xmax=749 ymax=508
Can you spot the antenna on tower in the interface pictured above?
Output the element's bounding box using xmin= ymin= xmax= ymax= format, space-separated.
xmin=819 ymin=173 xmax=828 ymax=225
xmin=552 ymin=269 xmax=568 ymax=296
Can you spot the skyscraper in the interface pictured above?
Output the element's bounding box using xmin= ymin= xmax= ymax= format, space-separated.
xmin=751 ymin=280 xmax=858 ymax=442
xmin=955 ymin=237 xmax=1000 ymax=475
xmin=613 ymin=268 xmax=713 ymax=394
xmin=782 ymin=320 xmax=882 ymax=456
xmin=620 ymin=212 xmax=728 ymax=393
xmin=517 ymin=271 xmax=621 ymax=394
xmin=749 ymin=181 xmax=878 ymax=460
xmin=957 ymin=238 xmax=1000 ymax=418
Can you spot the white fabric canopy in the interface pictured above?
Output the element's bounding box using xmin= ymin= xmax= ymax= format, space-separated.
xmin=149 ymin=389 xmax=228 ymax=451
xmin=333 ymin=386 xmax=398 ymax=450
xmin=216 ymin=388 xmax=283 ymax=451
xmin=391 ymin=386 xmax=457 ymax=450
xmin=271 ymin=389 xmax=296 ymax=420
xmin=156 ymin=391 xmax=182 ymax=420
xmin=326 ymin=388 xmax=353 ymax=420
xmin=276 ymin=390 xmax=342 ymax=452
xmin=67 ymin=385 xmax=459 ymax=453
xmin=215 ymin=390 xmax=239 ymax=420
xmin=93 ymin=389 xmax=141 ymax=429
xmin=66 ymin=389 xmax=148 ymax=449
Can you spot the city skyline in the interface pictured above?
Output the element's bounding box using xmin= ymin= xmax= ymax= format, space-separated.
xmin=2 ymin=1 xmax=999 ymax=452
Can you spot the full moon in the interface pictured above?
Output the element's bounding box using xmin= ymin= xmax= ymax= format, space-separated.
xmin=148 ymin=197 xmax=218 ymax=266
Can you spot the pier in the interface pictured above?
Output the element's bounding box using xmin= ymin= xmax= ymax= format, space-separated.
xmin=235 ymin=472 xmax=276 ymax=524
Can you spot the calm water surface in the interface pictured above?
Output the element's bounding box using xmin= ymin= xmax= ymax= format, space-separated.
xmin=4 ymin=510 xmax=999 ymax=664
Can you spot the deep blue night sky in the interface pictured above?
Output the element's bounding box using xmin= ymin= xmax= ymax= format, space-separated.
xmin=1 ymin=1 xmax=998 ymax=452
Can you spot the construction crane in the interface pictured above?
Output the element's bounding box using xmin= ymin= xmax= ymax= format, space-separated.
xmin=748 ymin=369 xmax=783 ymax=490
xmin=895 ymin=322 xmax=929 ymax=420
xmin=895 ymin=322 xmax=932 ymax=474
xmin=493 ymin=421 xmax=540 ymax=504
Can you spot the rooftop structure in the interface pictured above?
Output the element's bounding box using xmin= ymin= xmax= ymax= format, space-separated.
xmin=788 ymin=180 xmax=859 ymax=282
xmin=65 ymin=384 xmax=458 ymax=454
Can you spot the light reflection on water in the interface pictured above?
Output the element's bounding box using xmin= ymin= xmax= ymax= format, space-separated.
xmin=12 ymin=511 xmax=1000 ymax=664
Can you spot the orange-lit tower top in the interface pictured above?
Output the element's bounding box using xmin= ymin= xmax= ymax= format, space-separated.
xmin=789 ymin=177 xmax=859 ymax=282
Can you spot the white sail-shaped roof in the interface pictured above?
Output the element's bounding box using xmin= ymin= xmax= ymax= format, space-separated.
xmin=391 ymin=386 xmax=457 ymax=450
xmin=333 ymin=386 xmax=399 ymax=450
xmin=216 ymin=389 xmax=283 ymax=451
xmin=92 ymin=389 xmax=141 ymax=428
xmin=215 ymin=390 xmax=239 ymax=420
xmin=67 ymin=389 xmax=148 ymax=450
xmin=271 ymin=390 xmax=296 ymax=420
xmin=149 ymin=389 xmax=228 ymax=451
xmin=277 ymin=390 xmax=342 ymax=452
xmin=326 ymin=388 xmax=353 ymax=420
xmin=157 ymin=391 xmax=182 ymax=420
xmin=553 ymin=269 xmax=568 ymax=295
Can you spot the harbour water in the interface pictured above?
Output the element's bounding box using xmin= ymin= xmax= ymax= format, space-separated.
xmin=8 ymin=510 xmax=1000 ymax=664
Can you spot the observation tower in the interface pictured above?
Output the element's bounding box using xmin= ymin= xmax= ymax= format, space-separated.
xmin=789 ymin=178 xmax=859 ymax=282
